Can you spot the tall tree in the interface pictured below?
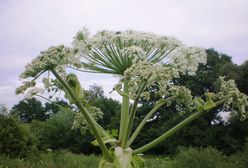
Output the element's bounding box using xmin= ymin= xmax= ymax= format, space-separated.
xmin=11 ymin=98 xmax=47 ymax=123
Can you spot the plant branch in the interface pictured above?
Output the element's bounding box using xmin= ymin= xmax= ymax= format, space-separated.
xmin=133 ymin=98 xmax=229 ymax=154
xmin=127 ymin=98 xmax=172 ymax=147
xmin=51 ymin=69 xmax=113 ymax=162
xmin=35 ymin=94 xmax=65 ymax=109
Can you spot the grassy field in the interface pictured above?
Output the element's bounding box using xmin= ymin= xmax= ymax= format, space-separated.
xmin=0 ymin=152 xmax=169 ymax=168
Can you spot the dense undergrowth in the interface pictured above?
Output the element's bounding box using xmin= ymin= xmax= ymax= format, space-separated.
xmin=0 ymin=145 xmax=247 ymax=168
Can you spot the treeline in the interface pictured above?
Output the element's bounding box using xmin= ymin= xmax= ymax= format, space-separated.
xmin=0 ymin=48 xmax=248 ymax=158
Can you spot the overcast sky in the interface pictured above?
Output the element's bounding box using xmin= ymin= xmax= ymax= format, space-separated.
xmin=0 ymin=0 xmax=248 ymax=109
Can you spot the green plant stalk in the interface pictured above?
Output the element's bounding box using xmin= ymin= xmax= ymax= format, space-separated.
xmin=119 ymin=81 xmax=130 ymax=147
xmin=133 ymin=98 xmax=228 ymax=154
xmin=127 ymin=100 xmax=167 ymax=147
xmin=35 ymin=94 xmax=62 ymax=107
xmin=51 ymin=69 xmax=113 ymax=162
xmin=122 ymin=81 xmax=147 ymax=148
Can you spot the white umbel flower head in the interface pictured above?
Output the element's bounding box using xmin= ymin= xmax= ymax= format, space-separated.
xmin=20 ymin=45 xmax=80 ymax=79
xmin=25 ymin=87 xmax=45 ymax=99
xmin=170 ymin=47 xmax=207 ymax=75
xmin=72 ymin=28 xmax=183 ymax=75
xmin=216 ymin=77 xmax=248 ymax=121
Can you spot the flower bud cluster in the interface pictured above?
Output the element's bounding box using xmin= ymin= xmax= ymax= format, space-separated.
xmin=20 ymin=45 xmax=80 ymax=79
xmin=167 ymin=86 xmax=194 ymax=112
xmin=216 ymin=77 xmax=248 ymax=120
xmin=72 ymin=106 xmax=103 ymax=133
xmin=170 ymin=47 xmax=207 ymax=75
xmin=25 ymin=87 xmax=45 ymax=99
xmin=121 ymin=60 xmax=179 ymax=99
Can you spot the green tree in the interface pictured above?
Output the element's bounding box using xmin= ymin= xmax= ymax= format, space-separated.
xmin=34 ymin=109 xmax=92 ymax=153
xmin=238 ymin=61 xmax=248 ymax=95
xmin=44 ymin=100 xmax=70 ymax=116
xmin=0 ymin=104 xmax=8 ymax=116
xmin=11 ymin=98 xmax=48 ymax=123
xmin=0 ymin=115 xmax=37 ymax=157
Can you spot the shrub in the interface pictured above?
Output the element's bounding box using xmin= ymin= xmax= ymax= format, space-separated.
xmin=165 ymin=147 xmax=230 ymax=168
xmin=0 ymin=115 xmax=37 ymax=157
xmin=228 ymin=140 xmax=248 ymax=168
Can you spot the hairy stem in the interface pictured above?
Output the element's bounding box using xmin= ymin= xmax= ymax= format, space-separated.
xmin=133 ymin=98 xmax=228 ymax=154
xmin=119 ymin=81 xmax=130 ymax=147
xmin=51 ymin=69 xmax=113 ymax=162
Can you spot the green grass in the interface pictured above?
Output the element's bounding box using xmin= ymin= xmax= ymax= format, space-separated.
xmin=0 ymin=152 xmax=100 ymax=168
xmin=0 ymin=152 xmax=170 ymax=168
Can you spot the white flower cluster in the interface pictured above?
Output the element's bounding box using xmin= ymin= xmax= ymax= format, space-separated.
xmin=121 ymin=60 xmax=179 ymax=99
xmin=20 ymin=45 xmax=80 ymax=79
xmin=121 ymin=46 xmax=146 ymax=63
xmin=16 ymin=81 xmax=36 ymax=94
xmin=169 ymin=47 xmax=207 ymax=75
xmin=25 ymin=87 xmax=45 ymax=99
xmin=216 ymin=77 xmax=248 ymax=120
xmin=72 ymin=106 xmax=103 ymax=134
xmin=72 ymin=28 xmax=184 ymax=74
xmin=167 ymin=86 xmax=194 ymax=112
xmin=73 ymin=29 xmax=182 ymax=52
xmin=72 ymin=28 xmax=207 ymax=84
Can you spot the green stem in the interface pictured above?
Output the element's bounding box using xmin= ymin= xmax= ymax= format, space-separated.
xmin=133 ymin=98 xmax=228 ymax=154
xmin=51 ymin=69 xmax=113 ymax=162
xmin=123 ymin=82 xmax=147 ymax=148
xmin=127 ymin=99 xmax=167 ymax=147
xmin=119 ymin=81 xmax=130 ymax=146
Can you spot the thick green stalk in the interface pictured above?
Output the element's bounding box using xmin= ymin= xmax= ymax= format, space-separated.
xmin=119 ymin=81 xmax=130 ymax=146
xmin=133 ymin=98 xmax=229 ymax=154
xmin=133 ymin=109 xmax=205 ymax=154
xmin=127 ymin=100 xmax=166 ymax=147
xmin=51 ymin=69 xmax=113 ymax=162
xmin=122 ymin=81 xmax=147 ymax=148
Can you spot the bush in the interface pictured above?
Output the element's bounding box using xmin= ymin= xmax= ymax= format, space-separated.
xmin=228 ymin=141 xmax=248 ymax=168
xmin=0 ymin=115 xmax=37 ymax=157
xmin=31 ymin=109 xmax=99 ymax=154
xmin=165 ymin=147 xmax=230 ymax=168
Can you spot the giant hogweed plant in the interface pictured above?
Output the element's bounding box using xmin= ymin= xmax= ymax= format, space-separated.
xmin=17 ymin=29 xmax=248 ymax=168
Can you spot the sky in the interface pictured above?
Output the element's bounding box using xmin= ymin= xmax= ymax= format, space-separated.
xmin=0 ymin=0 xmax=248 ymax=109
